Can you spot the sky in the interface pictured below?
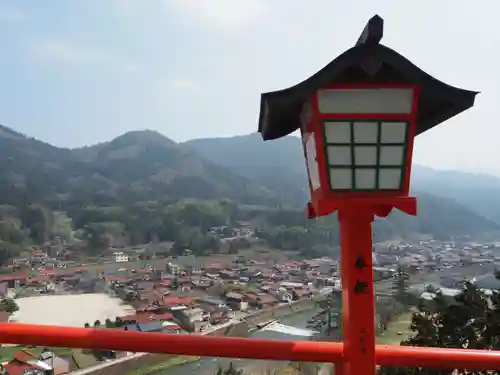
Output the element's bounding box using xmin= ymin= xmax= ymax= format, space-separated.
xmin=0 ymin=1 xmax=498 ymax=175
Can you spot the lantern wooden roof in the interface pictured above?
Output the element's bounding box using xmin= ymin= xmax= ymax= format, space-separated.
xmin=258 ymin=15 xmax=478 ymax=141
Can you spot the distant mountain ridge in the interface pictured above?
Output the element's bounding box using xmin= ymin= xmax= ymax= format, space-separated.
xmin=0 ymin=124 xmax=496 ymax=240
xmin=184 ymin=133 xmax=500 ymax=236
xmin=184 ymin=133 xmax=500 ymax=220
xmin=0 ymin=126 xmax=275 ymax=208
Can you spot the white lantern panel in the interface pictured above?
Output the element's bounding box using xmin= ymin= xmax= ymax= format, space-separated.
xmin=381 ymin=122 xmax=407 ymax=143
xmin=305 ymin=135 xmax=321 ymax=190
xmin=378 ymin=168 xmax=402 ymax=190
xmin=327 ymin=146 xmax=352 ymax=166
xmin=324 ymin=122 xmax=351 ymax=143
xmin=355 ymin=168 xmax=377 ymax=189
xmin=379 ymin=146 xmax=405 ymax=166
xmin=353 ymin=121 xmax=378 ymax=144
xmin=354 ymin=146 xmax=377 ymax=166
xmin=317 ymin=88 xmax=414 ymax=114
xmin=329 ymin=168 xmax=352 ymax=190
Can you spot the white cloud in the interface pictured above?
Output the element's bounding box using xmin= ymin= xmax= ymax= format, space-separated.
xmin=165 ymin=0 xmax=268 ymax=32
xmin=168 ymin=78 xmax=203 ymax=92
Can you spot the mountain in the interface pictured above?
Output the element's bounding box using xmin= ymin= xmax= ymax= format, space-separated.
xmin=411 ymin=165 xmax=500 ymax=223
xmin=0 ymin=126 xmax=275 ymax=209
xmin=185 ymin=133 xmax=500 ymax=238
xmin=0 ymin=124 xmax=496 ymax=247
xmin=184 ymin=134 xmax=308 ymax=203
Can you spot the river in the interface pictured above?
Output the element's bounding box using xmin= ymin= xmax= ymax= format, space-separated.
xmin=156 ymin=309 xmax=321 ymax=375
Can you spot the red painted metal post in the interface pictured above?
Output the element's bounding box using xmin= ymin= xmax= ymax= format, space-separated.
xmin=3 ymin=323 xmax=500 ymax=369
xmin=339 ymin=208 xmax=376 ymax=375
xmin=334 ymin=362 xmax=345 ymax=375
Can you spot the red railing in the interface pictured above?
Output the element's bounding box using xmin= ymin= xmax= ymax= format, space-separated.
xmin=2 ymin=323 xmax=500 ymax=372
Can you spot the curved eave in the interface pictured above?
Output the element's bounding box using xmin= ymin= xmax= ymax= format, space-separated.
xmin=258 ymin=44 xmax=478 ymax=141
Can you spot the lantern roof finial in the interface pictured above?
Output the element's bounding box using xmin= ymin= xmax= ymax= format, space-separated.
xmin=257 ymin=15 xmax=478 ymax=141
xmin=356 ymin=15 xmax=384 ymax=47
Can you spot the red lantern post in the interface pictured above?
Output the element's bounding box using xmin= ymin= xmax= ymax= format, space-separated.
xmin=258 ymin=14 xmax=477 ymax=375
xmin=302 ymin=84 xmax=419 ymax=375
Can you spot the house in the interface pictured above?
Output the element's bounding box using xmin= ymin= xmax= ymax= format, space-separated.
xmin=3 ymin=350 xmax=53 ymax=375
xmin=204 ymin=263 xmax=224 ymax=274
xmin=123 ymin=321 xmax=171 ymax=333
xmin=163 ymin=296 xmax=192 ymax=308
xmin=198 ymin=296 xmax=226 ymax=308
xmin=161 ymin=321 xmax=182 ymax=332
xmin=225 ymin=292 xmax=248 ymax=311
xmin=114 ymin=252 xmax=129 ymax=263
xmin=255 ymin=293 xmax=279 ymax=307
xmin=183 ymin=307 xmax=207 ymax=322
xmin=39 ymin=352 xmax=71 ymax=375
xmin=280 ymin=282 xmax=304 ymax=290
xmin=239 ymin=269 xmax=263 ymax=282
xmin=292 ymin=289 xmax=312 ymax=300
xmin=29 ymin=249 xmax=48 ymax=265
xmin=373 ymin=267 xmax=396 ymax=281
xmin=118 ymin=311 xmax=173 ymax=324
xmin=191 ymin=279 xmax=212 ymax=289
xmin=166 ymin=262 xmax=180 ymax=275
xmin=218 ymin=270 xmax=237 ymax=280
xmin=277 ymin=290 xmax=293 ymax=303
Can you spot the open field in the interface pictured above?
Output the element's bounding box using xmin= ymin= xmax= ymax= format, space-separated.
xmin=376 ymin=312 xmax=413 ymax=345
xmin=10 ymin=294 xmax=135 ymax=327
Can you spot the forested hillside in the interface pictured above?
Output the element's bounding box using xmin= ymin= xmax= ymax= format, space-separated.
xmin=0 ymin=125 xmax=496 ymax=263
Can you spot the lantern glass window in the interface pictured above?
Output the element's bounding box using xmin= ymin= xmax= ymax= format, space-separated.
xmin=323 ymin=120 xmax=409 ymax=192
xmin=355 ymin=169 xmax=377 ymax=189
xmin=353 ymin=121 xmax=378 ymax=143
xmin=329 ymin=169 xmax=352 ymax=190
xmin=379 ymin=145 xmax=404 ymax=166
xmin=324 ymin=121 xmax=351 ymax=143
xmin=354 ymin=146 xmax=377 ymax=166
xmin=378 ymin=169 xmax=402 ymax=190
xmin=381 ymin=121 xmax=407 ymax=143
xmin=327 ymin=146 xmax=351 ymax=166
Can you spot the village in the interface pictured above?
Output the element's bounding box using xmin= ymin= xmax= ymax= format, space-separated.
xmin=1 ymin=234 xmax=500 ymax=329
xmin=1 ymin=234 xmax=500 ymax=374
xmin=0 ymin=249 xmax=329 ymax=330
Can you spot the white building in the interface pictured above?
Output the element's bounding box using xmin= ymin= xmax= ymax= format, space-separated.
xmin=114 ymin=252 xmax=129 ymax=263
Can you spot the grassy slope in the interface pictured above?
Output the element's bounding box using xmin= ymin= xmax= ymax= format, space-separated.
xmin=376 ymin=312 xmax=413 ymax=345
